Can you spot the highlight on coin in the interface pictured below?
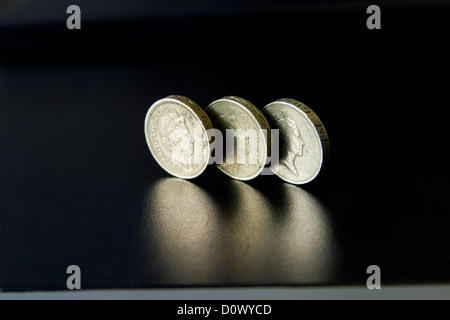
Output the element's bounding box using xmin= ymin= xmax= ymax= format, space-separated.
xmin=144 ymin=95 xmax=214 ymax=179
xmin=262 ymin=98 xmax=330 ymax=184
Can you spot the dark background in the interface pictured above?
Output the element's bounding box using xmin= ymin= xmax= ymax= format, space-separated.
xmin=0 ymin=0 xmax=449 ymax=291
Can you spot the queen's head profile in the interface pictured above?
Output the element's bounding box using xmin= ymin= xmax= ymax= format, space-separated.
xmin=277 ymin=112 xmax=305 ymax=175
xmin=158 ymin=110 xmax=194 ymax=167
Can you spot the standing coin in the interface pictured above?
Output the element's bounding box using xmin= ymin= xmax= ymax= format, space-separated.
xmin=262 ymin=98 xmax=329 ymax=184
xmin=206 ymin=96 xmax=271 ymax=181
xmin=144 ymin=95 xmax=213 ymax=179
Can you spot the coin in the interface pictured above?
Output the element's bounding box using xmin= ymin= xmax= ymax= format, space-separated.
xmin=205 ymin=96 xmax=271 ymax=181
xmin=262 ymin=98 xmax=329 ymax=184
xmin=144 ymin=95 xmax=213 ymax=179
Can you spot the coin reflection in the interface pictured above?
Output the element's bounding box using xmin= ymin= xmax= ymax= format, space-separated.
xmin=143 ymin=178 xmax=335 ymax=284
xmin=143 ymin=178 xmax=221 ymax=283
xmin=263 ymin=183 xmax=336 ymax=282
xmin=215 ymin=181 xmax=336 ymax=283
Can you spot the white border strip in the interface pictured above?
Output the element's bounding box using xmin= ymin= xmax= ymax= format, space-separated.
xmin=1 ymin=285 xmax=450 ymax=300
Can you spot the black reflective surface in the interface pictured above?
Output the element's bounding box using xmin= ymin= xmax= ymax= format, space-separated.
xmin=1 ymin=2 xmax=450 ymax=291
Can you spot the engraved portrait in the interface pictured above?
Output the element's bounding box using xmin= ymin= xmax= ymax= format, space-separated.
xmin=277 ymin=112 xmax=305 ymax=175
xmin=158 ymin=109 xmax=194 ymax=167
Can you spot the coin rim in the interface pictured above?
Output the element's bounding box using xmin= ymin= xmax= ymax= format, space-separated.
xmin=262 ymin=99 xmax=328 ymax=185
xmin=144 ymin=96 xmax=211 ymax=179
xmin=206 ymin=96 xmax=269 ymax=181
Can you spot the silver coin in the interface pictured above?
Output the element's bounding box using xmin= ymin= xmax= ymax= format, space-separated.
xmin=144 ymin=95 xmax=213 ymax=179
xmin=206 ymin=96 xmax=271 ymax=181
xmin=262 ymin=98 xmax=330 ymax=184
